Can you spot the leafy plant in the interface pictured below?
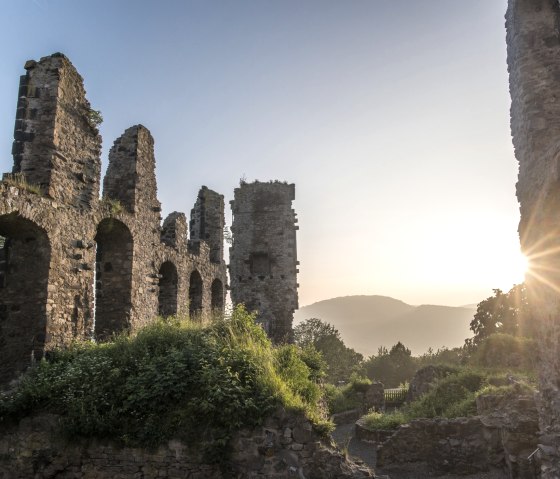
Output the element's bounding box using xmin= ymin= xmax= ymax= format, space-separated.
xmin=0 ymin=306 xmax=328 ymax=461
xmin=469 ymin=333 xmax=537 ymax=370
xmin=87 ymin=109 xmax=103 ymax=128
xmin=101 ymin=197 xmax=123 ymax=215
xmin=294 ymin=318 xmax=363 ymax=383
xmin=363 ymin=410 xmax=407 ymax=430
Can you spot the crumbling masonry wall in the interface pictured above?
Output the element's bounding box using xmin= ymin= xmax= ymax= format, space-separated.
xmin=506 ymin=1 xmax=560 ymax=476
xmin=0 ymin=53 xmax=227 ymax=384
xmin=229 ymin=181 xmax=299 ymax=343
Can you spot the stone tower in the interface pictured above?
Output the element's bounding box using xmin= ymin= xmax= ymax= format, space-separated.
xmin=229 ymin=181 xmax=299 ymax=343
xmin=506 ymin=0 xmax=560 ymax=475
xmin=190 ymin=186 xmax=225 ymax=264
xmin=11 ymin=53 xmax=101 ymax=209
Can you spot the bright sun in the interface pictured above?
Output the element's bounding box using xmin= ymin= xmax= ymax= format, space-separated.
xmin=490 ymin=248 xmax=529 ymax=293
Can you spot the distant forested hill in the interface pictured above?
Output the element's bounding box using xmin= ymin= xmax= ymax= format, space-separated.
xmin=294 ymin=295 xmax=475 ymax=356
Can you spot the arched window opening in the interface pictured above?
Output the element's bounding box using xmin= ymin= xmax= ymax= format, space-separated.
xmin=0 ymin=215 xmax=50 ymax=383
xmin=94 ymin=218 xmax=133 ymax=341
xmin=211 ymin=278 xmax=224 ymax=312
xmin=189 ymin=270 xmax=203 ymax=318
xmin=158 ymin=261 xmax=178 ymax=317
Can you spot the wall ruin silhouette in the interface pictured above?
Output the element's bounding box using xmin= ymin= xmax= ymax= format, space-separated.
xmin=507 ymin=0 xmax=560 ymax=476
xmin=0 ymin=53 xmax=228 ymax=384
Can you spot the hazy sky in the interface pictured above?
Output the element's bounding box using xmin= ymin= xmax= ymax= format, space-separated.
xmin=0 ymin=0 xmax=520 ymax=307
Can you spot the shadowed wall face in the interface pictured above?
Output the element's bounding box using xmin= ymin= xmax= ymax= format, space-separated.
xmin=158 ymin=261 xmax=178 ymax=317
xmin=0 ymin=216 xmax=50 ymax=383
xmin=211 ymin=278 xmax=224 ymax=311
xmin=189 ymin=270 xmax=203 ymax=318
xmin=507 ymin=0 xmax=560 ymax=475
xmin=94 ymin=219 xmax=133 ymax=341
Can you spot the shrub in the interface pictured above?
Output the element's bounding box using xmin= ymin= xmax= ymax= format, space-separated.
xmin=87 ymin=109 xmax=103 ymax=128
xmin=324 ymin=383 xmax=361 ymax=415
xmin=0 ymin=306 xmax=327 ymax=460
xmin=298 ymin=345 xmax=327 ymax=382
xmin=476 ymin=381 xmax=535 ymax=399
xmin=404 ymin=369 xmax=485 ymax=419
xmin=363 ymin=410 xmax=407 ymax=430
xmin=274 ymin=345 xmax=322 ymax=404
xmin=469 ymin=333 xmax=537 ymax=370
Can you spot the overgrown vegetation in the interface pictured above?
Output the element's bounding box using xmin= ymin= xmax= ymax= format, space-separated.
xmin=0 ymin=306 xmax=330 ymax=461
xmin=466 ymin=283 xmax=535 ymax=348
xmin=101 ymin=196 xmax=124 ymax=215
xmin=294 ymin=318 xmax=363 ymax=383
xmin=361 ymin=367 xmax=536 ymax=432
xmin=363 ymin=410 xmax=407 ymax=431
xmin=469 ymin=333 xmax=537 ymax=370
xmin=2 ymin=172 xmax=41 ymax=195
xmin=324 ymin=373 xmax=372 ymax=415
xmin=87 ymin=109 xmax=103 ymax=128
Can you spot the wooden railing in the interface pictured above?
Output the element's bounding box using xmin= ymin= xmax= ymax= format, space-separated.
xmin=384 ymin=387 xmax=408 ymax=406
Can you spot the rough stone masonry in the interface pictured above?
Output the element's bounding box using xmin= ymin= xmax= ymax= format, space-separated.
xmin=229 ymin=181 xmax=299 ymax=343
xmin=0 ymin=53 xmax=230 ymax=384
xmin=506 ymin=0 xmax=560 ymax=476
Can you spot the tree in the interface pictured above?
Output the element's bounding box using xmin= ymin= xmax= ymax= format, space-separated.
xmin=466 ymin=283 xmax=533 ymax=348
xmin=294 ymin=318 xmax=339 ymax=347
xmin=364 ymin=341 xmax=417 ymax=388
xmin=294 ymin=318 xmax=363 ymax=384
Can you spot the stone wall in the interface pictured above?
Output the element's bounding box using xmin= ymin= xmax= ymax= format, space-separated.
xmin=0 ymin=53 xmax=227 ymax=385
xmin=506 ymin=1 xmax=560 ymax=476
xmin=376 ymin=393 xmax=540 ymax=478
xmin=0 ymin=410 xmax=374 ymax=479
xmin=229 ymin=181 xmax=299 ymax=343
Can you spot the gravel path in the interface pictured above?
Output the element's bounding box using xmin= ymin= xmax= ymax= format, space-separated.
xmin=332 ymin=423 xmax=508 ymax=479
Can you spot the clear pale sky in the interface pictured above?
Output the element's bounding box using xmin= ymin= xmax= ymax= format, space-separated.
xmin=0 ymin=0 xmax=522 ymax=307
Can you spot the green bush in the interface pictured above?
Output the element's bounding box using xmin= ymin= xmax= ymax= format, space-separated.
xmin=469 ymin=333 xmax=537 ymax=370
xmin=404 ymin=369 xmax=485 ymax=419
xmin=476 ymin=381 xmax=535 ymax=399
xmin=349 ymin=373 xmax=372 ymax=393
xmin=298 ymin=345 xmax=327 ymax=382
xmin=324 ymin=383 xmax=360 ymax=415
xmin=274 ymin=345 xmax=322 ymax=404
xmin=0 ymin=306 xmax=328 ymax=460
xmin=363 ymin=410 xmax=407 ymax=430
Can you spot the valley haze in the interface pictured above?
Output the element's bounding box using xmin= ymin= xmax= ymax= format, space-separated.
xmin=294 ymin=295 xmax=475 ymax=356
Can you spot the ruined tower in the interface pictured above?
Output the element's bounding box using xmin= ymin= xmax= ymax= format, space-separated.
xmin=506 ymin=0 xmax=560 ymax=475
xmin=229 ymin=181 xmax=299 ymax=343
xmin=190 ymin=186 xmax=225 ymax=264
xmin=12 ymin=53 xmax=101 ymax=208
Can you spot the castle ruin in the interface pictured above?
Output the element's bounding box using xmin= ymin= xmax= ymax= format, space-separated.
xmin=507 ymin=0 xmax=560 ymax=476
xmin=0 ymin=53 xmax=230 ymax=384
xmin=229 ymin=181 xmax=299 ymax=343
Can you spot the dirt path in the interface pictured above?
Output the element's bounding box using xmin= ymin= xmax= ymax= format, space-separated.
xmin=332 ymin=423 xmax=508 ymax=479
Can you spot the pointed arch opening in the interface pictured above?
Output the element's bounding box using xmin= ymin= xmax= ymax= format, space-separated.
xmin=94 ymin=218 xmax=133 ymax=341
xmin=189 ymin=270 xmax=203 ymax=318
xmin=158 ymin=261 xmax=178 ymax=317
xmin=0 ymin=214 xmax=50 ymax=383
xmin=211 ymin=278 xmax=224 ymax=312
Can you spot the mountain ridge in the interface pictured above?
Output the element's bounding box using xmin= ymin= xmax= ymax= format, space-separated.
xmin=294 ymin=295 xmax=475 ymax=357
